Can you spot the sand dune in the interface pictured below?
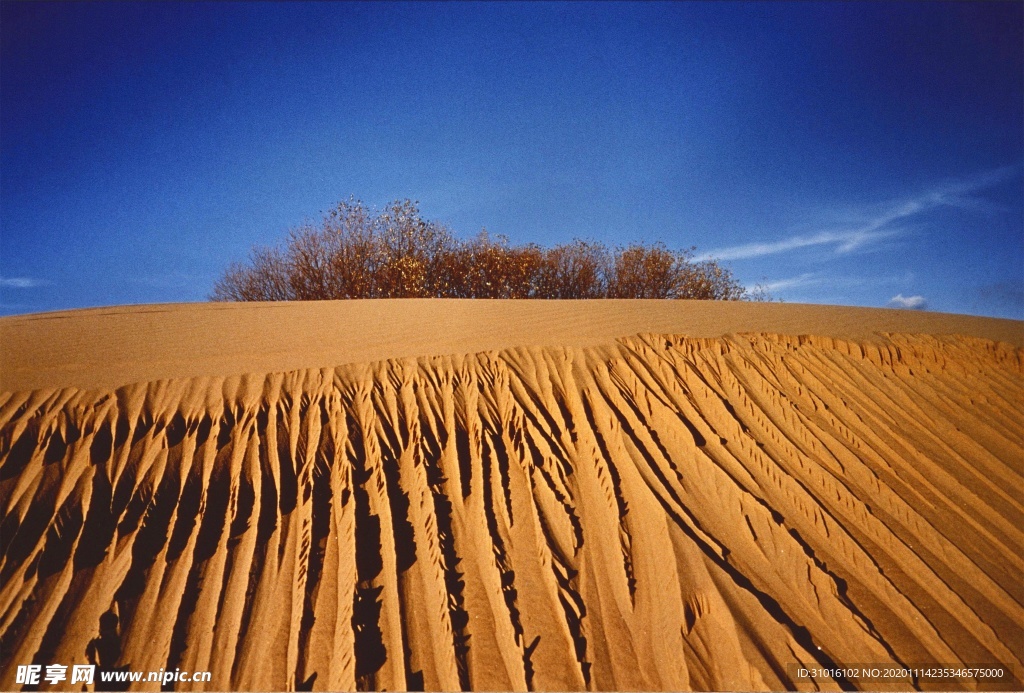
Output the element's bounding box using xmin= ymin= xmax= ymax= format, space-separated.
xmin=1 ymin=301 xmax=1021 ymax=691
xmin=3 ymin=299 xmax=1022 ymax=393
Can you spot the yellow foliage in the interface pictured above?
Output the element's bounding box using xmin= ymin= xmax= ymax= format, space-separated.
xmin=211 ymin=199 xmax=759 ymax=302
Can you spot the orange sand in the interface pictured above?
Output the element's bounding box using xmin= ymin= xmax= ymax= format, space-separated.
xmin=0 ymin=300 xmax=1021 ymax=691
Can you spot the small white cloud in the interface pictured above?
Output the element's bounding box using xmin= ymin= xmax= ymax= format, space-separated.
xmin=888 ymin=294 xmax=928 ymax=310
xmin=0 ymin=276 xmax=47 ymax=289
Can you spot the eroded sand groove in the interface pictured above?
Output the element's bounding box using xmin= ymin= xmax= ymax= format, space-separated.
xmin=1 ymin=333 xmax=1021 ymax=691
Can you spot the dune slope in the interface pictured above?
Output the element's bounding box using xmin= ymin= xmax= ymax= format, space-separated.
xmin=3 ymin=299 xmax=1022 ymax=393
xmin=1 ymin=304 xmax=1022 ymax=691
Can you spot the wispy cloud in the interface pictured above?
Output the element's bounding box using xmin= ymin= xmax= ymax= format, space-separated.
xmin=751 ymin=271 xmax=912 ymax=297
xmin=929 ymin=164 xmax=1020 ymax=209
xmin=698 ymin=229 xmax=897 ymax=262
xmin=0 ymin=276 xmax=48 ymax=289
xmin=888 ymin=294 xmax=928 ymax=310
xmin=696 ymin=166 xmax=1019 ymax=263
xmin=754 ymin=272 xmax=823 ymax=293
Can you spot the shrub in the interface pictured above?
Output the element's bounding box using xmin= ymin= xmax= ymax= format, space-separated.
xmin=210 ymin=198 xmax=762 ymax=302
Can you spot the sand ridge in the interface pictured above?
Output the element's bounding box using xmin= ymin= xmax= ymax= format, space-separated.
xmin=1 ymin=304 xmax=1022 ymax=691
xmin=2 ymin=299 xmax=1022 ymax=392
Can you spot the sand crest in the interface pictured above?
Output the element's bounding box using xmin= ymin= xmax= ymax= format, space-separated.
xmin=0 ymin=301 xmax=1021 ymax=691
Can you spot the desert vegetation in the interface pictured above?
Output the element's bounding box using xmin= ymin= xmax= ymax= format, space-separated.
xmin=212 ymin=198 xmax=762 ymax=301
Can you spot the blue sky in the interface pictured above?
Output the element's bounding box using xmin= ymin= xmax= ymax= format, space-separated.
xmin=2 ymin=1 xmax=1022 ymax=318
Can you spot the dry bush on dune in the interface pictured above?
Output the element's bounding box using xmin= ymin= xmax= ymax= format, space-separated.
xmin=211 ymin=198 xmax=758 ymax=301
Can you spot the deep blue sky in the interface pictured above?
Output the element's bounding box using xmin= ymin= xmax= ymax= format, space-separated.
xmin=2 ymin=1 xmax=1022 ymax=317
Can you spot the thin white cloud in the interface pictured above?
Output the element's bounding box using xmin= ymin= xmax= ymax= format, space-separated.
xmin=0 ymin=276 xmax=47 ymax=289
xmin=696 ymin=166 xmax=1019 ymax=263
xmin=888 ymin=294 xmax=928 ymax=310
xmin=698 ymin=229 xmax=898 ymax=262
xmin=751 ymin=272 xmax=909 ymax=296
xmin=934 ymin=164 xmax=1019 ymax=205
xmin=754 ymin=272 xmax=822 ymax=292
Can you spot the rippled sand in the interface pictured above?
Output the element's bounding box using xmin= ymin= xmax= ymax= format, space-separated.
xmin=1 ymin=300 xmax=1021 ymax=691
